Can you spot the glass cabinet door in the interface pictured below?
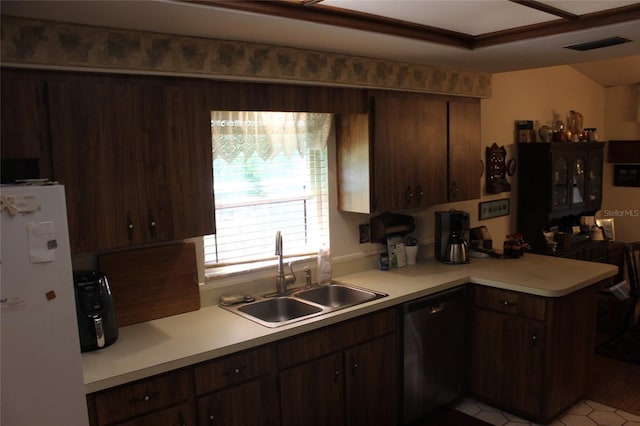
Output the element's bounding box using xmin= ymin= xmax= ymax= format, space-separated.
xmin=587 ymin=152 xmax=603 ymax=206
xmin=571 ymin=156 xmax=586 ymax=206
xmin=552 ymin=156 xmax=569 ymax=210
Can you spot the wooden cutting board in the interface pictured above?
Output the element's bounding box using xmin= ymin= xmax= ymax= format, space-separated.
xmin=98 ymin=242 xmax=200 ymax=327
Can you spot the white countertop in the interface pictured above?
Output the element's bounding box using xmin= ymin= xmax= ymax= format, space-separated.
xmin=81 ymin=254 xmax=617 ymax=394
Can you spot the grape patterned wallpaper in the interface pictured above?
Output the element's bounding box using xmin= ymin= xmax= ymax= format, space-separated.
xmin=1 ymin=16 xmax=491 ymax=98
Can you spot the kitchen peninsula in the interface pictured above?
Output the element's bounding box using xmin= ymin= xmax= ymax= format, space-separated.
xmin=83 ymin=254 xmax=616 ymax=425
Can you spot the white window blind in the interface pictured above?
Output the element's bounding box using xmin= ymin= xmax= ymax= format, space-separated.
xmin=204 ymin=111 xmax=331 ymax=267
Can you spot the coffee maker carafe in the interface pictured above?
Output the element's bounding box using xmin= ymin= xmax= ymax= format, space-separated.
xmin=435 ymin=210 xmax=470 ymax=264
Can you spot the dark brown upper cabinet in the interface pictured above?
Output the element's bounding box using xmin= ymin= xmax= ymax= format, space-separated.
xmin=47 ymin=74 xmax=215 ymax=253
xmin=337 ymin=92 xmax=480 ymax=214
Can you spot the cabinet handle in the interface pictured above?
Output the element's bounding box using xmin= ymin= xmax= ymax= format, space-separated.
xmin=223 ymin=365 xmax=246 ymax=376
xmin=450 ymin=182 xmax=459 ymax=199
xmin=209 ymin=414 xmax=215 ymax=426
xmin=532 ymin=334 xmax=538 ymax=347
xmin=405 ymin=186 xmax=413 ymax=203
xmin=148 ymin=212 xmax=157 ymax=236
xmin=130 ymin=391 xmax=158 ymax=403
xmin=415 ymin=185 xmax=424 ymax=201
xmin=333 ymin=360 xmax=340 ymax=382
xmin=127 ymin=212 xmax=134 ymax=241
xmin=499 ymin=299 xmax=517 ymax=307
xmin=351 ymin=354 xmax=358 ymax=376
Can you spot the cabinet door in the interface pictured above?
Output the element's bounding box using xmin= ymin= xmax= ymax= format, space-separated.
xmin=345 ymin=334 xmax=398 ymax=426
xmin=336 ymin=113 xmax=371 ymax=213
xmin=1 ymin=71 xmax=52 ymax=179
xmin=49 ymin=76 xmax=214 ymax=253
xmin=571 ymin=153 xmax=587 ymax=209
xmin=373 ymin=94 xmax=447 ymax=211
xmin=49 ymin=79 xmax=141 ymax=252
xmin=551 ymin=153 xmax=569 ymax=211
xmin=586 ymin=148 xmax=603 ymax=210
xmin=139 ymin=82 xmax=215 ymax=243
xmin=197 ymin=377 xmax=278 ymax=426
xmin=279 ymin=352 xmax=345 ymax=426
xmin=470 ymin=308 xmax=545 ymax=417
xmin=448 ymin=100 xmax=481 ymax=201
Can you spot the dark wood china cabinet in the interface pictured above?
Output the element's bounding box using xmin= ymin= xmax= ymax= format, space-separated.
xmin=517 ymin=142 xmax=605 ymax=258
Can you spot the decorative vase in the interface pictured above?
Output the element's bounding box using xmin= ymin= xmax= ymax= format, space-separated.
xmin=538 ymin=125 xmax=552 ymax=142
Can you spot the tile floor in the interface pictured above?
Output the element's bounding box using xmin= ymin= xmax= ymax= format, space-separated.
xmin=454 ymin=397 xmax=640 ymax=426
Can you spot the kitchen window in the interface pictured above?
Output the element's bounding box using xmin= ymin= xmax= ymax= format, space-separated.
xmin=204 ymin=111 xmax=331 ymax=273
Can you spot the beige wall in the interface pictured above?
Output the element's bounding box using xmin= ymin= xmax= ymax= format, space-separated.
xmin=601 ymin=85 xmax=640 ymax=243
xmin=478 ymin=65 xmax=605 ymax=250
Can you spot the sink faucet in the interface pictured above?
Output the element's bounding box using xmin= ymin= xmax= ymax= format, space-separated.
xmin=275 ymin=231 xmax=296 ymax=294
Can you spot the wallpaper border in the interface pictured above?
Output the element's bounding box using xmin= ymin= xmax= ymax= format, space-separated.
xmin=1 ymin=16 xmax=491 ymax=98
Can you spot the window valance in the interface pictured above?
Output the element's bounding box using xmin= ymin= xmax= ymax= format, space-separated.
xmin=211 ymin=111 xmax=332 ymax=162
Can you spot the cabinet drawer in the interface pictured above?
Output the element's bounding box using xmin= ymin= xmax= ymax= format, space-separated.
xmin=277 ymin=308 xmax=397 ymax=368
xmin=194 ymin=345 xmax=274 ymax=395
xmin=94 ymin=370 xmax=191 ymax=425
xmin=114 ymin=403 xmax=194 ymax=426
xmin=473 ymin=286 xmax=546 ymax=321
xmin=589 ymin=242 xmax=608 ymax=262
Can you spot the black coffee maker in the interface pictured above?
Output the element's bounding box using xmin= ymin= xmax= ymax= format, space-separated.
xmin=73 ymin=271 xmax=118 ymax=352
xmin=435 ymin=210 xmax=470 ymax=264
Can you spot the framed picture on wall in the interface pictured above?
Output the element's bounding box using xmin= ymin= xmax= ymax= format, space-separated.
xmin=596 ymin=218 xmax=615 ymax=241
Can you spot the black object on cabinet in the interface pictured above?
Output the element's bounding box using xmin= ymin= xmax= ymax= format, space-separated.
xmin=517 ymin=142 xmax=604 ymax=255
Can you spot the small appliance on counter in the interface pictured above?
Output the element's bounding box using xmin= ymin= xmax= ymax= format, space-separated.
xmin=435 ymin=210 xmax=470 ymax=264
xmin=73 ymin=270 xmax=118 ymax=352
xmin=370 ymin=211 xmax=416 ymax=243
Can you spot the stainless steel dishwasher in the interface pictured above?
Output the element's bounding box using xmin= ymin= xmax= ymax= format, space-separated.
xmin=402 ymin=286 xmax=467 ymax=424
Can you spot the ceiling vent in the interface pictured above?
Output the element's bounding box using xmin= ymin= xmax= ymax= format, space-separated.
xmin=564 ymin=36 xmax=632 ymax=51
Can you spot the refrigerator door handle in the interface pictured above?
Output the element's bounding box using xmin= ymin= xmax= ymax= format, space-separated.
xmin=92 ymin=315 xmax=105 ymax=348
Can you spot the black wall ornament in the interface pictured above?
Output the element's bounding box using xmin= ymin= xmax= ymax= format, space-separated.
xmin=486 ymin=143 xmax=511 ymax=194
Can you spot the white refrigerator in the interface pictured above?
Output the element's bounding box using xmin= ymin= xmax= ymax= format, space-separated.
xmin=1 ymin=184 xmax=89 ymax=426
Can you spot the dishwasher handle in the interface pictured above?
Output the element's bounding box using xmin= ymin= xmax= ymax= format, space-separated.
xmin=404 ymin=286 xmax=465 ymax=315
xmin=428 ymin=304 xmax=445 ymax=314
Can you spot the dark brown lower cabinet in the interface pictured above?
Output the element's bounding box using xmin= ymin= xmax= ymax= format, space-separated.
xmin=277 ymin=308 xmax=398 ymax=426
xmin=345 ymin=333 xmax=398 ymax=426
xmin=469 ymin=282 xmax=605 ymax=424
xmin=88 ymin=309 xmax=397 ymax=426
xmin=470 ymin=308 xmax=545 ymax=416
xmin=88 ymin=370 xmax=194 ymax=426
xmin=193 ymin=345 xmax=279 ymax=426
xmin=279 ymin=352 xmax=345 ymax=426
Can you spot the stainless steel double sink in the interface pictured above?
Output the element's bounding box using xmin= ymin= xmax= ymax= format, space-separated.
xmin=221 ymin=282 xmax=387 ymax=328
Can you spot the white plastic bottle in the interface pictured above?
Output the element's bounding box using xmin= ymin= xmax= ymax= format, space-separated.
xmin=317 ymin=244 xmax=333 ymax=285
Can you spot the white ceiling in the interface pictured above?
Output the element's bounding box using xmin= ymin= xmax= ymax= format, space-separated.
xmin=2 ymin=0 xmax=640 ymax=86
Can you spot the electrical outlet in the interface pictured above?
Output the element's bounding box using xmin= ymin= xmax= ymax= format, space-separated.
xmin=359 ymin=224 xmax=370 ymax=244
